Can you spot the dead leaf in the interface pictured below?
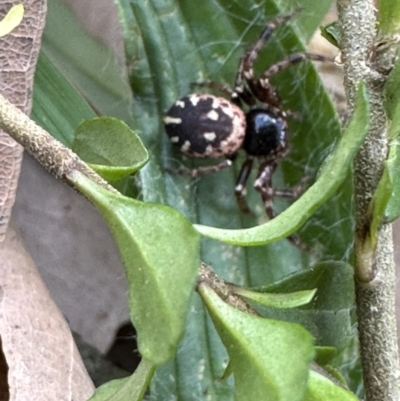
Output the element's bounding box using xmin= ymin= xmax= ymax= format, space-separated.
xmin=0 ymin=0 xmax=46 ymax=240
xmin=0 ymin=224 xmax=95 ymax=400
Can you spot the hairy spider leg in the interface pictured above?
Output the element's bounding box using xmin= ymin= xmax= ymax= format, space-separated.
xmin=262 ymin=52 xmax=329 ymax=79
xmin=254 ymin=159 xmax=309 ymax=249
xmin=234 ymin=157 xmax=254 ymax=214
xmin=253 ymin=161 xmax=277 ymax=219
xmin=234 ymin=12 xmax=296 ymax=90
xmin=233 ymin=11 xmax=298 ymax=106
xmin=252 ymin=53 xmax=332 ymax=108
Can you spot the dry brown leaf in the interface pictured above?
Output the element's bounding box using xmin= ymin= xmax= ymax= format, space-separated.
xmin=0 ymin=0 xmax=46 ymax=241
xmin=0 ymin=224 xmax=94 ymax=400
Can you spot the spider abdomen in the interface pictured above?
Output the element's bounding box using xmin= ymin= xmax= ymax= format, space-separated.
xmin=243 ymin=108 xmax=287 ymax=157
xmin=164 ymin=94 xmax=246 ymax=158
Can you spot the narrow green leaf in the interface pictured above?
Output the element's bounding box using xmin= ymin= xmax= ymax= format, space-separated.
xmin=72 ymin=117 xmax=149 ymax=182
xmin=71 ymin=172 xmax=200 ymax=366
xmin=0 ymin=4 xmax=24 ymax=37
xmin=303 ymin=370 xmax=359 ymax=401
xmin=199 ymin=285 xmax=315 ymax=401
xmin=194 ymin=83 xmax=369 ymax=245
xmin=41 ymin=0 xmax=134 ymax=124
xmin=233 ymin=287 xmax=316 ymax=309
xmin=88 ymin=359 xmax=155 ymax=401
xmin=32 ymin=52 xmax=96 ymax=146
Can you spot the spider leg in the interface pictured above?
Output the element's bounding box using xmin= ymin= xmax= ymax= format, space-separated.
xmin=167 ymin=159 xmax=233 ymax=178
xmin=246 ymin=52 xmax=331 ymax=108
xmin=253 ymin=162 xmax=277 ymax=220
xmin=234 ymin=157 xmax=254 ymax=214
xmin=254 ymin=160 xmax=309 ymax=250
xmin=262 ymin=52 xmax=331 ymax=79
xmin=234 ymin=11 xmax=299 ymax=94
xmin=272 ymin=175 xmax=309 ymax=198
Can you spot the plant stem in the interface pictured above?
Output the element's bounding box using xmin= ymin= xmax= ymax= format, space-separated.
xmin=336 ymin=1 xmax=400 ymax=399
xmin=0 ymin=93 xmax=117 ymax=194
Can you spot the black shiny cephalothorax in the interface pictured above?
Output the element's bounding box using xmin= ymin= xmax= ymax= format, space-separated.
xmin=164 ymin=12 xmax=326 ymax=248
xmin=243 ymin=108 xmax=287 ymax=157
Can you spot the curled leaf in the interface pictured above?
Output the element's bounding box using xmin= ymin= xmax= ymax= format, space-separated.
xmin=233 ymin=287 xmax=316 ymax=309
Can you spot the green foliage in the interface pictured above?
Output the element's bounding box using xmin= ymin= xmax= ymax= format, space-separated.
xmin=30 ymin=0 xmax=368 ymax=399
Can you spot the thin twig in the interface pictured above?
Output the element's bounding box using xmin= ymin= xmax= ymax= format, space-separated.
xmin=0 ymin=93 xmax=117 ymax=194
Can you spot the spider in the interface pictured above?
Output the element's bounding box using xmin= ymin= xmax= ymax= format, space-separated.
xmin=163 ymin=12 xmax=328 ymax=246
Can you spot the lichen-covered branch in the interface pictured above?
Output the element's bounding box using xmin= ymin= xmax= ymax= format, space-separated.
xmin=336 ymin=0 xmax=400 ymax=399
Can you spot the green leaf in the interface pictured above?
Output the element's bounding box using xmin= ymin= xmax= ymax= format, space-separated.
xmin=233 ymin=287 xmax=316 ymax=309
xmin=32 ymin=52 xmax=96 ymax=147
xmin=199 ymin=285 xmax=315 ymax=401
xmin=36 ymin=0 xmax=363 ymax=398
xmin=0 ymin=4 xmax=24 ymax=37
xmin=194 ymin=83 xmax=369 ymax=245
xmin=41 ymin=0 xmax=134 ymax=124
xmin=303 ymin=370 xmax=359 ymax=401
xmin=88 ymin=359 xmax=155 ymax=401
xmin=320 ymin=21 xmax=341 ymax=48
xmin=72 ymin=117 xmax=149 ymax=182
xmin=71 ymin=172 xmax=200 ymax=366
